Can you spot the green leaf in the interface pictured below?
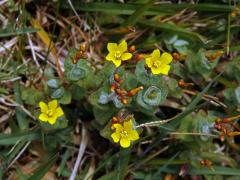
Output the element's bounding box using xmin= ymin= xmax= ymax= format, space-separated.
xmin=58 ymin=90 xmax=72 ymax=104
xmin=51 ymin=87 xmax=65 ymax=99
xmin=93 ymin=106 xmax=117 ymax=125
xmin=116 ymin=149 xmax=131 ymax=180
xmin=95 ymin=62 xmax=115 ymax=87
xmin=21 ymin=86 xmax=44 ymax=105
xmin=142 ymin=86 xmax=168 ymax=106
xmin=186 ymin=49 xmax=219 ymax=79
xmin=65 ymin=67 xmax=86 ymax=81
xmin=47 ymin=79 xmax=60 ymax=88
xmin=89 ymin=83 xmax=110 ymax=110
xmin=70 ymin=85 xmax=85 ymax=100
xmin=14 ymin=81 xmax=29 ymax=130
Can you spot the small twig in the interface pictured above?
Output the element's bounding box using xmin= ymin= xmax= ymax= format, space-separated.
xmin=7 ymin=141 xmax=31 ymax=169
xmin=27 ymin=33 xmax=43 ymax=74
xmin=183 ymin=89 xmax=227 ymax=108
xmin=136 ymin=119 xmax=172 ymax=128
xmin=0 ymin=95 xmax=36 ymax=120
xmin=169 ymin=132 xmax=218 ymax=137
xmin=70 ymin=125 xmax=88 ymax=180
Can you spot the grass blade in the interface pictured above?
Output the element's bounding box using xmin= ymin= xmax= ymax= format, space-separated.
xmin=0 ymin=130 xmax=40 ymax=145
xmin=0 ymin=28 xmax=39 ymax=38
xmin=60 ymin=2 xmax=234 ymax=15
xmin=28 ymin=154 xmax=57 ymax=180
xmin=138 ymin=20 xmax=206 ymax=43
xmin=123 ymin=0 xmax=155 ymax=26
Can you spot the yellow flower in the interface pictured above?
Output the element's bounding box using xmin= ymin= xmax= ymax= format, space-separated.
xmin=106 ymin=40 xmax=132 ymax=67
xmin=111 ymin=119 xmax=139 ymax=148
xmin=145 ymin=49 xmax=173 ymax=75
xmin=38 ymin=100 xmax=64 ymax=124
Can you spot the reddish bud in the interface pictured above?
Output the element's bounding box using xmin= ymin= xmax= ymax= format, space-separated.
xmin=127 ymin=86 xmax=144 ymax=97
xmin=112 ymin=116 xmax=119 ymax=124
xmin=121 ymin=98 xmax=128 ymax=105
xmin=178 ymin=79 xmax=194 ymax=88
xmin=114 ymin=73 xmax=123 ymax=83
xmin=129 ymin=45 xmax=136 ymax=53
xmin=173 ymin=52 xmax=181 ymax=61
xmin=111 ymin=83 xmax=118 ymax=92
xmin=135 ymin=54 xmax=143 ymax=61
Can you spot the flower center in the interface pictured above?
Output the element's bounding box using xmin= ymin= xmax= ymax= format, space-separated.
xmin=120 ymin=130 xmax=128 ymax=138
xmin=153 ymin=61 xmax=161 ymax=68
xmin=46 ymin=109 xmax=54 ymax=117
xmin=114 ymin=51 xmax=122 ymax=59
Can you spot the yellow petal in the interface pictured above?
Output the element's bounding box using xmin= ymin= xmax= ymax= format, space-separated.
xmin=152 ymin=49 xmax=160 ymax=60
xmin=121 ymin=53 xmax=132 ymax=61
xmin=120 ymin=137 xmax=131 ymax=148
xmin=159 ymin=64 xmax=171 ymax=75
xmin=48 ymin=100 xmax=58 ymax=110
xmin=111 ymin=132 xmax=121 ymax=143
xmin=145 ymin=57 xmax=153 ymax=68
xmin=48 ymin=116 xmax=58 ymax=124
xmin=129 ymin=130 xmax=139 ymax=141
xmin=106 ymin=53 xmax=115 ymax=61
xmin=39 ymin=101 xmax=48 ymax=113
xmin=107 ymin=43 xmax=118 ymax=52
xmin=113 ymin=124 xmax=123 ymax=133
xmin=118 ymin=40 xmax=127 ymax=52
xmin=55 ymin=107 xmax=64 ymax=117
xmin=123 ymin=120 xmax=133 ymax=132
xmin=151 ymin=66 xmax=162 ymax=75
xmin=112 ymin=59 xmax=122 ymax=67
xmin=39 ymin=113 xmax=48 ymax=122
xmin=160 ymin=52 xmax=173 ymax=64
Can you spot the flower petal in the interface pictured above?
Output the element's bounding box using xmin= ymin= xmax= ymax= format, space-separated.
xmin=120 ymin=137 xmax=131 ymax=148
xmin=151 ymin=66 xmax=162 ymax=75
xmin=112 ymin=59 xmax=122 ymax=67
xmin=39 ymin=113 xmax=48 ymax=122
xmin=107 ymin=43 xmax=118 ymax=52
xmin=48 ymin=100 xmax=58 ymax=110
xmin=121 ymin=53 xmax=132 ymax=61
xmin=111 ymin=132 xmax=121 ymax=143
xmin=106 ymin=52 xmax=116 ymax=61
xmin=118 ymin=40 xmax=127 ymax=52
xmin=39 ymin=101 xmax=48 ymax=113
xmin=123 ymin=120 xmax=133 ymax=132
xmin=152 ymin=49 xmax=160 ymax=60
xmin=145 ymin=57 xmax=153 ymax=68
xmin=55 ymin=107 xmax=64 ymax=117
xmin=113 ymin=124 xmax=123 ymax=133
xmin=160 ymin=52 xmax=173 ymax=64
xmin=129 ymin=130 xmax=139 ymax=141
xmin=48 ymin=116 xmax=58 ymax=124
xmin=159 ymin=64 xmax=171 ymax=75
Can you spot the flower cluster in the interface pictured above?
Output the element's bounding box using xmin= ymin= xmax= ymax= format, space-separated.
xmin=111 ymin=72 xmax=143 ymax=105
xmin=214 ymin=115 xmax=240 ymax=141
xmin=106 ymin=41 xmax=173 ymax=75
